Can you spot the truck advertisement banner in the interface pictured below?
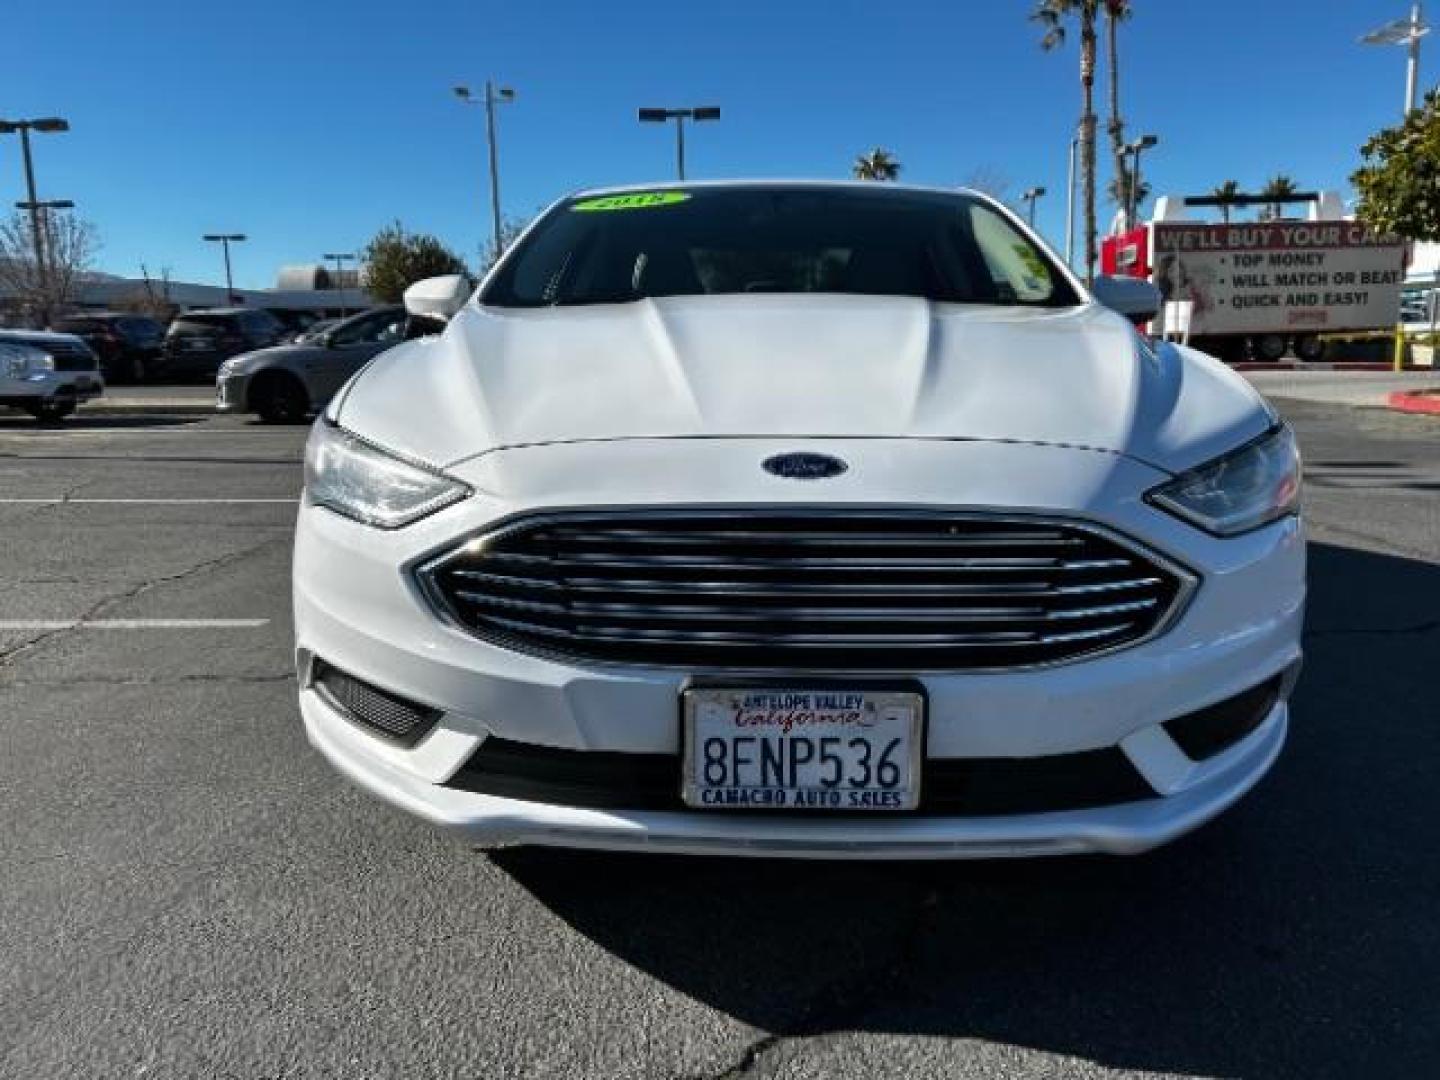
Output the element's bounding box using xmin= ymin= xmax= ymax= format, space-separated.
xmin=1151 ymin=222 xmax=1407 ymax=335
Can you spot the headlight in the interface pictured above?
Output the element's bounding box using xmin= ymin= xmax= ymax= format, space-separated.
xmin=1149 ymin=425 xmax=1301 ymax=537
xmin=304 ymin=421 xmax=471 ymax=529
xmin=0 ymin=343 xmax=49 ymax=376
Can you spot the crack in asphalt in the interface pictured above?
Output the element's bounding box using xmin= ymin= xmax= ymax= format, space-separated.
xmin=678 ymin=886 xmax=943 ymax=1079
xmin=0 ymin=533 xmax=289 ymax=670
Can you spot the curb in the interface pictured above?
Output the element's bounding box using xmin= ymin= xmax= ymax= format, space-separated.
xmin=1233 ymin=362 xmax=1432 ymax=372
xmin=1386 ymin=390 xmax=1440 ymax=416
xmin=82 ymin=396 xmax=216 ymax=416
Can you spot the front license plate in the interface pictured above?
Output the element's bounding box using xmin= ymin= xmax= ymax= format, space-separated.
xmin=682 ymin=687 xmax=923 ymax=811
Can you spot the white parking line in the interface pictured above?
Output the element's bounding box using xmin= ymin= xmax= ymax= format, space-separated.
xmin=0 ymin=618 xmax=270 ymax=630
xmin=0 ymin=498 xmax=297 ymax=504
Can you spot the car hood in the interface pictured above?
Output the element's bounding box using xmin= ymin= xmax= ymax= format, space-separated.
xmin=225 ymin=342 xmax=325 ymax=371
xmin=335 ymin=294 xmax=1272 ymax=474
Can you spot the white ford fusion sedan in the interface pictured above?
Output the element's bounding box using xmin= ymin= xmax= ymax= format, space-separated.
xmin=293 ymin=181 xmax=1304 ymax=859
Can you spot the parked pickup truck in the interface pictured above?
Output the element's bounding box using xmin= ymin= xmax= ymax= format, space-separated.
xmin=0 ymin=329 xmax=105 ymax=421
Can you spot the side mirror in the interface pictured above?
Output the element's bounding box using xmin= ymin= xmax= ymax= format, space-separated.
xmin=403 ymin=274 xmax=473 ymax=328
xmin=1091 ymin=275 xmax=1161 ymax=324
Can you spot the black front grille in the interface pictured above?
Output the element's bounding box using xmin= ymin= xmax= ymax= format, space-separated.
xmin=312 ymin=660 xmax=440 ymax=745
xmin=424 ymin=511 xmax=1188 ymax=671
xmin=445 ymin=737 xmax=1156 ymax=817
xmin=45 ymin=340 xmax=98 ymax=371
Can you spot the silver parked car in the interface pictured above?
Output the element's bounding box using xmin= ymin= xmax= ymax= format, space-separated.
xmin=215 ymin=306 xmax=406 ymax=423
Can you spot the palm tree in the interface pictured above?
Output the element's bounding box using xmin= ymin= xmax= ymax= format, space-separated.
xmin=1211 ymin=180 xmax=1241 ymax=224
xmin=1103 ymin=2 xmax=1134 ymax=223
xmin=1259 ymin=174 xmax=1299 ymax=221
xmin=1034 ymin=0 xmax=1102 ymax=283
xmin=1106 ymin=174 xmax=1149 ymax=218
xmin=852 ymin=148 xmax=901 ymax=181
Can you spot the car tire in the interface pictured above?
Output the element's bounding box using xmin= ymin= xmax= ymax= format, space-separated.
xmin=1294 ymin=335 xmax=1325 ymax=363
xmin=26 ymin=401 xmax=76 ymax=424
xmin=1255 ymin=334 xmax=1288 ymax=362
xmin=252 ymin=374 xmax=310 ymax=424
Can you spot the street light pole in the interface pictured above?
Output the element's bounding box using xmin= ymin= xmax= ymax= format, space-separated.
xmin=322 ymin=252 xmax=356 ymax=317
xmin=1064 ymin=134 xmax=1078 ymax=268
xmin=638 ymin=106 xmax=721 ymax=181
xmin=203 ymin=234 xmax=247 ymax=304
xmin=454 ymin=82 xmax=516 ymax=266
xmin=0 ymin=116 xmax=71 ymax=317
xmin=1360 ymin=4 xmax=1432 ymax=115
xmin=1020 ymin=186 xmax=1047 ymax=229
xmin=1124 ymin=135 xmax=1159 ymax=227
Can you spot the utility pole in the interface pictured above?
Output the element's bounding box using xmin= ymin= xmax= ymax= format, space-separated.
xmin=203 ymin=234 xmax=247 ymax=304
xmin=454 ymin=82 xmax=516 ymax=266
xmin=637 ymin=106 xmax=721 ymax=181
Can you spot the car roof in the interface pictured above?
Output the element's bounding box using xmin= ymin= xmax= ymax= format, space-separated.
xmin=0 ymin=328 xmax=89 ymax=345
xmin=57 ymin=311 xmax=156 ymax=321
xmin=566 ymin=178 xmax=992 ymax=201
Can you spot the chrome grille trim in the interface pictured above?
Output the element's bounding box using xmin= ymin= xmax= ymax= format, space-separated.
xmin=417 ymin=509 xmax=1196 ymax=673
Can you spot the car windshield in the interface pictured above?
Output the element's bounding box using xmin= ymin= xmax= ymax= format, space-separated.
xmin=482 ymin=186 xmax=1079 ymax=309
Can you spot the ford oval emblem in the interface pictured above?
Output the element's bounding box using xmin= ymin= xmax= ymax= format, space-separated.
xmin=762 ymin=452 xmax=849 ymax=481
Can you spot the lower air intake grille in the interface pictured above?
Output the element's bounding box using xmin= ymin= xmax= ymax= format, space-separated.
xmin=445 ymin=737 xmax=1157 ymax=817
xmin=312 ymin=660 xmax=440 ymax=745
xmin=423 ymin=510 xmax=1190 ymax=671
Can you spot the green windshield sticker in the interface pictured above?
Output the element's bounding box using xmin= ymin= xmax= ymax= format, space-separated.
xmin=571 ymin=192 xmax=692 ymax=212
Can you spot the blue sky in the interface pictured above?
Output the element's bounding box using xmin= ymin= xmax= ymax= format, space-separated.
xmin=3 ymin=0 xmax=1431 ymax=288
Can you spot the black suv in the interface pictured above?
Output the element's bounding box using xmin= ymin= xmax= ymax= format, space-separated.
xmin=52 ymin=313 xmax=165 ymax=383
xmin=159 ymin=309 xmax=286 ymax=381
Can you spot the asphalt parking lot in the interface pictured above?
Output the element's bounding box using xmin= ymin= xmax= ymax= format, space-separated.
xmin=2 ymin=397 xmax=1437 ymax=1079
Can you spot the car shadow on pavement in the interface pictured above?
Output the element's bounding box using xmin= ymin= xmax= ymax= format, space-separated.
xmin=493 ymin=540 xmax=1440 ymax=1076
xmin=0 ymin=415 xmax=202 ymax=431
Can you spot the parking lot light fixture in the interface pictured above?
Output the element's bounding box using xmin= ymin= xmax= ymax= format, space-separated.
xmin=454 ymin=82 xmax=517 ymax=267
xmin=1361 ymin=4 xmax=1432 ymax=115
xmin=637 ymin=106 xmax=721 ymax=181
xmin=323 ymin=252 xmax=356 ymax=317
xmin=1124 ymin=135 xmax=1159 ymax=227
xmin=0 ymin=115 xmax=72 ymax=317
xmin=203 ymin=233 xmax=247 ymax=304
xmin=1021 ymin=186 xmax=1047 ymax=228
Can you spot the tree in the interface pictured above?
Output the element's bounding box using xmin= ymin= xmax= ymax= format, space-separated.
xmin=1034 ymin=0 xmax=1102 ymax=283
xmin=1353 ymin=89 xmax=1440 ymax=242
xmin=110 ymin=264 xmax=179 ymax=320
xmin=361 ymin=221 xmax=468 ymax=303
xmin=1106 ymin=173 xmax=1149 ymax=216
xmin=480 ymin=215 xmax=530 ymax=273
xmin=852 ymin=148 xmax=901 ymax=181
xmin=1211 ymin=180 xmax=1241 ymax=224
xmin=959 ymin=165 xmax=1012 ymax=201
xmin=1102 ymin=2 xmax=1136 ymax=223
xmin=1258 ymin=174 xmax=1299 ymax=222
xmin=0 ymin=209 xmax=100 ymax=323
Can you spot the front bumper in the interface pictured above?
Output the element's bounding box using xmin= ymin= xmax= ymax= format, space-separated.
xmin=215 ymin=372 xmax=249 ymax=412
xmin=293 ymin=437 xmax=1306 ymax=858
xmin=0 ymin=369 xmax=104 ymax=406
